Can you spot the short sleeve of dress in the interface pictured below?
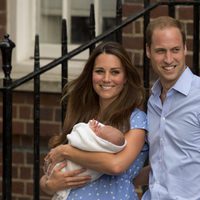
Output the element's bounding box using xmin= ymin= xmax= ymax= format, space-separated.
xmin=130 ymin=108 xmax=147 ymax=130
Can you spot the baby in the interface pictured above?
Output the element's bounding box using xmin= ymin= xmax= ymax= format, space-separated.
xmin=88 ymin=119 xmax=125 ymax=146
xmin=49 ymin=119 xmax=126 ymax=200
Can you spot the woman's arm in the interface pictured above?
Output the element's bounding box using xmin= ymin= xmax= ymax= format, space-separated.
xmin=40 ymin=161 xmax=91 ymax=195
xmin=46 ymin=129 xmax=146 ymax=175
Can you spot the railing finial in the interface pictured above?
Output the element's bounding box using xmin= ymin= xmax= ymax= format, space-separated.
xmin=0 ymin=34 xmax=15 ymax=80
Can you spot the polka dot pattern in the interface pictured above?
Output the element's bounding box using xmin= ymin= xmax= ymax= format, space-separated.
xmin=67 ymin=109 xmax=148 ymax=200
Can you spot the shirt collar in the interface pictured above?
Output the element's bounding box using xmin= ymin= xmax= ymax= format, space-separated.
xmin=151 ymin=67 xmax=193 ymax=96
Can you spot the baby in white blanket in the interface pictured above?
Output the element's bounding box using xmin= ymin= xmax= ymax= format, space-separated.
xmin=50 ymin=119 xmax=127 ymax=200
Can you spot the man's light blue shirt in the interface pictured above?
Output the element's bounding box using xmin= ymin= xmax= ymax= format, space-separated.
xmin=143 ymin=67 xmax=200 ymax=200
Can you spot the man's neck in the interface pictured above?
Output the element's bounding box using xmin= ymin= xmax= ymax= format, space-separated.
xmin=160 ymin=86 xmax=169 ymax=103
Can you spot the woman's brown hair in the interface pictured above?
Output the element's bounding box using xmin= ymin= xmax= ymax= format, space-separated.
xmin=49 ymin=41 xmax=145 ymax=148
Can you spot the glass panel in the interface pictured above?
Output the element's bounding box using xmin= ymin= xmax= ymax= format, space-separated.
xmin=37 ymin=0 xmax=62 ymax=44
xmin=101 ymin=0 xmax=116 ymax=42
xmin=101 ymin=0 xmax=116 ymax=17
xmin=71 ymin=0 xmax=93 ymax=15
xmin=71 ymin=16 xmax=90 ymax=44
xmin=102 ymin=17 xmax=116 ymax=42
xmin=36 ymin=0 xmax=116 ymax=45
xmin=70 ymin=0 xmax=93 ymax=44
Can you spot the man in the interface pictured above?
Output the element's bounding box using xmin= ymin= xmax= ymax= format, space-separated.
xmin=141 ymin=16 xmax=200 ymax=200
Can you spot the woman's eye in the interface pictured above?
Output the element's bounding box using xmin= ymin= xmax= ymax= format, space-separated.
xmin=94 ymin=69 xmax=104 ymax=74
xmin=111 ymin=71 xmax=120 ymax=75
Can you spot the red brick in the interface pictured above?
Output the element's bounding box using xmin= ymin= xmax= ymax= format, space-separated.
xmin=13 ymin=151 xmax=25 ymax=164
xmin=40 ymin=107 xmax=53 ymax=121
xmin=26 ymin=152 xmax=33 ymax=165
xmin=123 ymin=36 xmax=144 ymax=50
xmin=26 ymin=182 xmax=33 ymax=195
xmin=40 ymin=122 xmax=62 ymax=137
xmin=13 ymin=121 xmax=25 ymax=135
xmin=178 ymin=6 xmax=193 ymax=19
xmin=150 ymin=5 xmax=168 ymax=18
xmin=13 ymin=92 xmax=33 ymax=104
xmin=12 ymin=180 xmax=24 ymax=194
xmin=12 ymin=165 xmax=18 ymax=179
xmin=20 ymin=166 xmax=32 ymax=179
xmin=40 ymin=93 xmax=60 ymax=106
xmin=135 ymin=20 xmax=142 ymax=34
xmin=19 ymin=106 xmax=32 ymax=119
xmin=55 ymin=108 xmax=62 ymax=122
xmin=186 ymin=22 xmax=193 ymax=36
xmin=123 ymin=4 xmax=143 ymax=17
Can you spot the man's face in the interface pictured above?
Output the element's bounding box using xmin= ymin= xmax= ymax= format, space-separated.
xmin=146 ymin=27 xmax=187 ymax=90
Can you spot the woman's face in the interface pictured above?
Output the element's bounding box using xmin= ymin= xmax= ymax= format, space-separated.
xmin=92 ymin=53 xmax=127 ymax=108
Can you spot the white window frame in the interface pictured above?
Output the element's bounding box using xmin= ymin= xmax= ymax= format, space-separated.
xmin=6 ymin=0 xmax=116 ymax=87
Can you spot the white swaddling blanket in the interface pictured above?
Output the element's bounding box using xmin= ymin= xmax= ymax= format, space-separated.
xmin=52 ymin=122 xmax=126 ymax=200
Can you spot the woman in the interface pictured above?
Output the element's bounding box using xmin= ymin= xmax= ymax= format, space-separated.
xmin=40 ymin=41 xmax=148 ymax=200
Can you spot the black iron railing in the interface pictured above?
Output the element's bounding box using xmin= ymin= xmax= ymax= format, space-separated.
xmin=0 ymin=1 xmax=199 ymax=199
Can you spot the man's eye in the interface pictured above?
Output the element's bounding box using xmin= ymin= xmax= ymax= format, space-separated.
xmin=156 ymin=49 xmax=165 ymax=54
xmin=172 ymin=48 xmax=180 ymax=53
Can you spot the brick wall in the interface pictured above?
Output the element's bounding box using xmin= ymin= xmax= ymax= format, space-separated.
xmin=0 ymin=91 xmax=62 ymax=199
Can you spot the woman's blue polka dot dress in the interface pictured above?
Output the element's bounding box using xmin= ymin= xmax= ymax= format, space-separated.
xmin=67 ymin=109 xmax=148 ymax=200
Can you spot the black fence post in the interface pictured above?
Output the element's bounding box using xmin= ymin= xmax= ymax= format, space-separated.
xmin=89 ymin=3 xmax=96 ymax=54
xmin=33 ymin=34 xmax=40 ymax=200
xmin=0 ymin=34 xmax=15 ymax=200
xmin=116 ymin=0 xmax=122 ymax=43
xmin=143 ymin=0 xmax=150 ymax=109
xmin=168 ymin=0 xmax=175 ymax=18
xmin=61 ymin=19 xmax=68 ymax=124
xmin=193 ymin=1 xmax=200 ymax=75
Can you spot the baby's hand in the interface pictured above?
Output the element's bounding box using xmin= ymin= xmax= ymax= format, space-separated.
xmin=89 ymin=119 xmax=100 ymax=133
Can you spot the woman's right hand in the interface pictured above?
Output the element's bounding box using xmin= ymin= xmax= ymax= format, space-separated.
xmin=41 ymin=162 xmax=92 ymax=194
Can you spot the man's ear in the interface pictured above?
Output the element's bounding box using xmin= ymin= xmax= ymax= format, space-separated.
xmin=184 ymin=44 xmax=187 ymax=56
xmin=146 ymin=44 xmax=150 ymax=59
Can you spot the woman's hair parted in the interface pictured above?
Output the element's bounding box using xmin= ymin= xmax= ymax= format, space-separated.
xmin=49 ymin=41 xmax=145 ymax=148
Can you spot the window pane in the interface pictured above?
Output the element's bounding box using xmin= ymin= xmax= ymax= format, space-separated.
xmin=101 ymin=0 xmax=116 ymax=42
xmin=101 ymin=0 xmax=116 ymax=17
xmin=102 ymin=17 xmax=116 ymax=42
xmin=71 ymin=17 xmax=90 ymax=44
xmin=70 ymin=0 xmax=93 ymax=44
xmin=37 ymin=0 xmax=62 ymax=44
xmin=36 ymin=0 xmax=116 ymax=45
xmin=71 ymin=0 xmax=93 ymax=15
